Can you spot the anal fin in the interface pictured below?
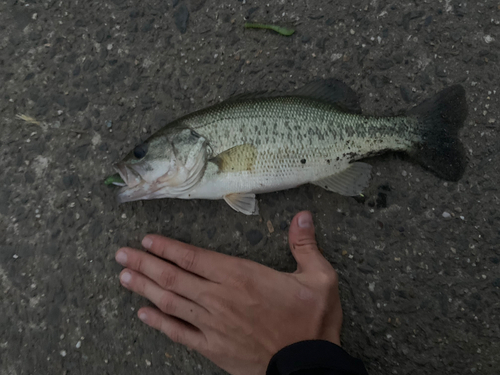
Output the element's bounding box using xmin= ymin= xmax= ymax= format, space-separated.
xmin=312 ymin=162 xmax=372 ymax=196
xmin=224 ymin=193 xmax=259 ymax=215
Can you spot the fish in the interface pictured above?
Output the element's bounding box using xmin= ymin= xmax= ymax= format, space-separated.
xmin=108 ymin=79 xmax=467 ymax=215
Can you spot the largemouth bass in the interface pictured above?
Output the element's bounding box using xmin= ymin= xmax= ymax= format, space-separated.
xmin=108 ymin=79 xmax=467 ymax=215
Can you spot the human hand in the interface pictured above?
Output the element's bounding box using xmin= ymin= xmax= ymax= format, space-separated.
xmin=115 ymin=211 xmax=343 ymax=375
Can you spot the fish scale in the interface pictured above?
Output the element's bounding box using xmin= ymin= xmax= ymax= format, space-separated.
xmin=181 ymin=97 xmax=417 ymax=178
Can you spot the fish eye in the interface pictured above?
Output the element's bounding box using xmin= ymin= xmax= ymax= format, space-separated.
xmin=190 ymin=130 xmax=200 ymax=138
xmin=133 ymin=144 xmax=148 ymax=159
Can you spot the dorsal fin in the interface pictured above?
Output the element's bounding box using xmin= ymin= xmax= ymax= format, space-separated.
xmin=291 ymin=79 xmax=361 ymax=113
xmin=221 ymin=79 xmax=361 ymax=114
xmin=221 ymin=91 xmax=271 ymax=103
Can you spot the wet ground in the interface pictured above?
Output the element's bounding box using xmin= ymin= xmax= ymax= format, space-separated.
xmin=1 ymin=0 xmax=499 ymax=374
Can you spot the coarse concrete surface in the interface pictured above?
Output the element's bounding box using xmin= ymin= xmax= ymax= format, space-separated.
xmin=1 ymin=0 xmax=499 ymax=374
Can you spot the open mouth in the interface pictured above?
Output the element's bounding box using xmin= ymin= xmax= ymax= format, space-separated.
xmin=112 ymin=162 xmax=144 ymax=188
xmin=106 ymin=163 xmax=165 ymax=203
xmin=104 ymin=173 xmax=126 ymax=186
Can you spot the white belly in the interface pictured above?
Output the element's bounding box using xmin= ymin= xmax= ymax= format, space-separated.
xmin=176 ymin=160 xmax=348 ymax=200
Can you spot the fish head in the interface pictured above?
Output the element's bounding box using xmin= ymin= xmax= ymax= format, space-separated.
xmin=113 ymin=128 xmax=209 ymax=203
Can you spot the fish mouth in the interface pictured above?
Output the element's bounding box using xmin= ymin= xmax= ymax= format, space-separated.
xmin=114 ymin=162 xmax=143 ymax=189
xmin=113 ymin=162 xmax=168 ymax=204
xmin=116 ymin=180 xmax=171 ymax=204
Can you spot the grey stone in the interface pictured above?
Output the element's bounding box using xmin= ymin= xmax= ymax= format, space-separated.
xmin=246 ymin=229 xmax=263 ymax=245
xmin=174 ymin=3 xmax=189 ymax=34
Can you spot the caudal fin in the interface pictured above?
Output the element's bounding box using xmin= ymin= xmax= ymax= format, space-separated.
xmin=408 ymin=85 xmax=467 ymax=181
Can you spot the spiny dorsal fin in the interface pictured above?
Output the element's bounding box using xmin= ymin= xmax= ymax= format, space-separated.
xmin=221 ymin=91 xmax=271 ymax=103
xmin=221 ymin=79 xmax=361 ymax=114
xmin=291 ymin=79 xmax=361 ymax=114
xmin=224 ymin=193 xmax=259 ymax=215
xmin=210 ymin=144 xmax=257 ymax=173
xmin=312 ymin=162 xmax=372 ymax=196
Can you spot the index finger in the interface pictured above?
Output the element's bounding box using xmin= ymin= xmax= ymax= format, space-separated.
xmin=142 ymin=235 xmax=235 ymax=283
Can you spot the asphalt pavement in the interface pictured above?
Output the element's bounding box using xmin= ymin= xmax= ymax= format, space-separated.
xmin=1 ymin=0 xmax=499 ymax=374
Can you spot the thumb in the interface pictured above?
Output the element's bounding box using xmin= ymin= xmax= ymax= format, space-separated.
xmin=288 ymin=211 xmax=327 ymax=273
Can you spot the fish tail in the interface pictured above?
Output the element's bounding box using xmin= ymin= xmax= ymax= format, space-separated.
xmin=408 ymin=85 xmax=467 ymax=181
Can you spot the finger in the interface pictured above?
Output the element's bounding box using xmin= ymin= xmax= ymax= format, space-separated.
xmin=288 ymin=211 xmax=328 ymax=273
xmin=141 ymin=235 xmax=237 ymax=283
xmin=119 ymin=269 xmax=208 ymax=326
xmin=116 ymin=247 xmax=212 ymax=303
xmin=137 ymin=306 xmax=206 ymax=350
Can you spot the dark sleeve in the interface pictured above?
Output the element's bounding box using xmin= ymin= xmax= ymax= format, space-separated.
xmin=266 ymin=340 xmax=368 ymax=375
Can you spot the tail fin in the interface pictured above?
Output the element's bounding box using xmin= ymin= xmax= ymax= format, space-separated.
xmin=408 ymin=85 xmax=467 ymax=181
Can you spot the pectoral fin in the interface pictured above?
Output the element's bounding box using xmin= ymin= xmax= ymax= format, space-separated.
xmin=211 ymin=144 xmax=257 ymax=173
xmin=312 ymin=162 xmax=372 ymax=196
xmin=224 ymin=193 xmax=259 ymax=215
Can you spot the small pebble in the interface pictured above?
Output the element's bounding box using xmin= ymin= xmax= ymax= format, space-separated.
xmin=145 ymin=359 xmax=151 ymax=366
xmin=402 ymin=170 xmax=408 ymax=177
xmin=106 ymin=121 xmax=112 ymax=128
xmin=266 ymin=220 xmax=274 ymax=234
xmin=13 ymin=254 xmax=19 ymax=259
xmin=107 ymin=43 xmax=113 ymax=50
xmin=484 ymin=35 xmax=494 ymax=44
xmin=76 ymin=341 xmax=81 ymax=349
xmin=60 ymin=350 xmax=67 ymax=357
xmin=442 ymin=212 xmax=451 ymax=218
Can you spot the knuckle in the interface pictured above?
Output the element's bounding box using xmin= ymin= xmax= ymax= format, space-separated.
xmin=198 ymin=290 xmax=215 ymax=307
xmin=134 ymin=255 xmax=145 ymax=274
xmin=210 ymin=297 xmax=234 ymax=316
xmin=228 ymin=266 xmax=254 ymax=292
xmin=179 ymin=248 xmax=197 ymax=271
xmin=159 ymin=268 xmax=177 ymax=290
xmin=293 ymin=237 xmax=318 ymax=252
xmin=200 ymin=290 xmax=233 ymax=315
xmin=159 ymin=293 xmax=176 ymax=314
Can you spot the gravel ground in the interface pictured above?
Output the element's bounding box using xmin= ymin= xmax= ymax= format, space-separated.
xmin=1 ymin=0 xmax=499 ymax=374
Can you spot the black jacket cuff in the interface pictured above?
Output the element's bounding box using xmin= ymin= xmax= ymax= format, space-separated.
xmin=266 ymin=340 xmax=368 ymax=375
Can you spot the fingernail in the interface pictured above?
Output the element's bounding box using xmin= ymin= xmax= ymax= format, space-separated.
xmin=139 ymin=312 xmax=148 ymax=322
xmin=121 ymin=271 xmax=132 ymax=284
xmin=115 ymin=251 xmax=127 ymax=265
xmin=298 ymin=212 xmax=312 ymax=228
xmin=142 ymin=236 xmax=153 ymax=249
